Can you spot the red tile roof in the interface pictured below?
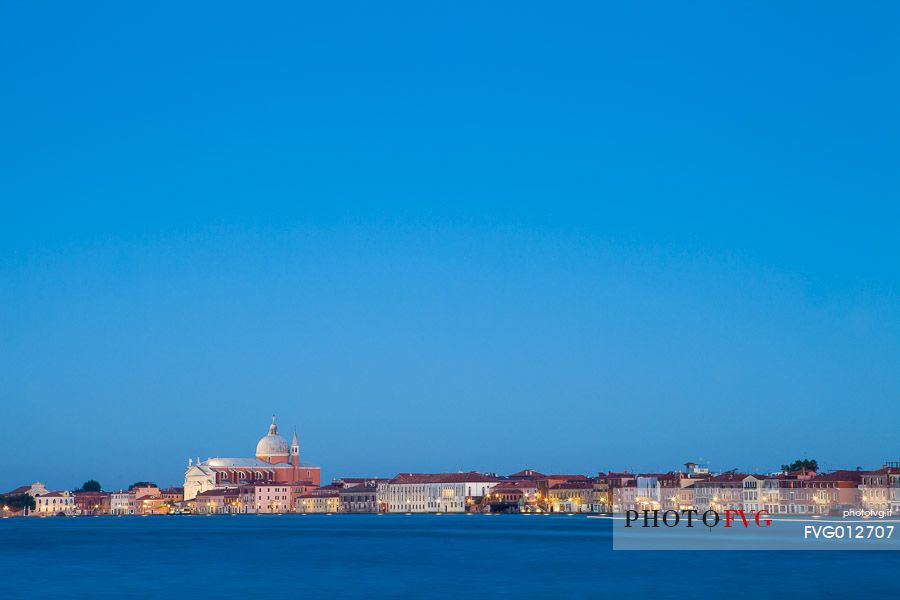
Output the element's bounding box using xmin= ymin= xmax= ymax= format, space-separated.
xmin=492 ymin=480 xmax=539 ymax=491
xmin=196 ymin=489 xmax=240 ymax=498
xmin=810 ymin=470 xmax=864 ymax=482
xmin=298 ymin=492 xmax=339 ymax=499
xmin=550 ymin=481 xmax=594 ymax=490
xmin=702 ymin=473 xmax=752 ymax=483
xmin=339 ymin=484 xmax=377 ymax=493
xmin=508 ymin=469 xmax=546 ymax=479
xmin=390 ymin=472 xmax=503 ymax=484
xmin=315 ymin=484 xmax=344 ymax=492
xmin=868 ymin=467 xmax=900 ymax=475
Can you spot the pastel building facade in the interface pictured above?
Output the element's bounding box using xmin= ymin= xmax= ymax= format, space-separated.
xmin=607 ymin=472 xmax=637 ymax=512
xmin=804 ymin=471 xmax=863 ymax=514
xmin=741 ymin=475 xmax=779 ymax=513
xmin=773 ymin=476 xmax=814 ymax=514
xmin=693 ymin=474 xmax=746 ymax=512
xmin=860 ymin=466 xmax=900 ymax=513
xmin=191 ymin=482 xmax=316 ymax=514
xmin=548 ymin=481 xmax=593 ymax=513
xmin=110 ymin=491 xmax=137 ymax=515
xmin=194 ymin=488 xmax=241 ymax=514
xmin=34 ymin=491 xmax=76 ymax=516
xmin=254 ymin=483 xmax=307 ymax=514
xmin=297 ymin=485 xmax=343 ymax=513
xmin=591 ymin=477 xmax=610 ymax=513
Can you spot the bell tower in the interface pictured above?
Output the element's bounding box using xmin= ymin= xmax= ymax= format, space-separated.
xmin=291 ymin=428 xmax=300 ymax=468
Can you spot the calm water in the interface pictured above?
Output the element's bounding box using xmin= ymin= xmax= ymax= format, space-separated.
xmin=2 ymin=514 xmax=898 ymax=598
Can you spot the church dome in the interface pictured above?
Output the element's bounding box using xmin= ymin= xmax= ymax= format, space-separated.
xmin=256 ymin=416 xmax=290 ymax=461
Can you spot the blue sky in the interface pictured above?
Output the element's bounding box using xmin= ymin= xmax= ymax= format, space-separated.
xmin=1 ymin=2 xmax=898 ymax=490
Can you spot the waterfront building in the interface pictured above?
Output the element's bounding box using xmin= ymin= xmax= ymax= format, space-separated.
xmin=192 ymin=482 xmax=315 ymax=514
xmin=801 ymin=470 xmax=863 ymax=514
xmin=633 ymin=471 xmax=706 ymax=512
xmin=740 ymin=475 xmax=778 ymax=513
xmin=161 ymin=487 xmax=184 ymax=503
xmin=183 ymin=417 xmax=321 ymax=500
xmin=889 ymin=462 xmax=900 ymax=514
xmin=772 ymin=474 xmax=815 ymax=514
xmin=110 ymin=490 xmax=137 ymax=515
xmin=34 ymin=491 xmax=76 ymax=516
xmin=860 ymin=465 xmax=899 ymax=513
xmin=634 ymin=473 xmax=666 ymax=510
xmin=334 ymin=478 xmax=390 ymax=512
xmin=504 ymin=470 xmax=592 ymax=511
xmin=387 ymin=472 xmax=501 ymax=513
xmin=297 ymin=485 xmax=343 ymax=513
xmin=533 ymin=474 xmax=589 ymax=504
xmin=127 ymin=485 xmax=161 ymax=514
xmin=590 ymin=476 xmax=610 ymax=513
xmin=140 ymin=496 xmax=171 ymax=515
xmin=692 ymin=473 xmax=747 ymax=512
xmin=615 ymin=479 xmax=638 ymax=512
xmin=627 ymin=465 xmax=711 ymax=513
xmin=195 ymin=488 xmax=242 ymax=514
xmin=73 ymin=491 xmax=110 ymax=515
xmin=606 ymin=472 xmax=636 ymax=512
xmin=548 ymin=481 xmax=593 ymax=512
xmin=253 ymin=483 xmax=306 ymax=513
xmin=661 ymin=471 xmax=707 ymax=512
xmin=339 ymin=483 xmax=380 ymax=513
xmin=487 ymin=480 xmax=540 ymax=512
xmin=132 ymin=485 xmax=161 ymax=500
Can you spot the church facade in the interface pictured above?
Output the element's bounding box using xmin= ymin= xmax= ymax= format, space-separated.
xmin=183 ymin=417 xmax=321 ymax=501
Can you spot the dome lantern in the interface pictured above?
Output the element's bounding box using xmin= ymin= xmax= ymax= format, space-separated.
xmin=255 ymin=416 xmax=290 ymax=464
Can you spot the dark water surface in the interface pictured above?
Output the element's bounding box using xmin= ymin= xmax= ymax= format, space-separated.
xmin=2 ymin=514 xmax=898 ymax=598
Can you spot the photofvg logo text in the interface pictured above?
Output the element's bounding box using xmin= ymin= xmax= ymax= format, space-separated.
xmin=625 ymin=508 xmax=771 ymax=529
xmin=612 ymin=490 xmax=900 ymax=551
xmin=613 ymin=510 xmax=900 ymax=550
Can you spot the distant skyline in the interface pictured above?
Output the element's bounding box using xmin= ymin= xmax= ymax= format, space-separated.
xmin=2 ymin=2 xmax=898 ymax=490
